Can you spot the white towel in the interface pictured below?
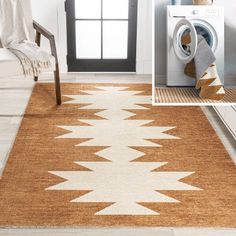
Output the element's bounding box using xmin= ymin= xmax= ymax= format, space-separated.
xmin=9 ymin=40 xmax=52 ymax=77
xmin=0 ymin=0 xmax=51 ymax=77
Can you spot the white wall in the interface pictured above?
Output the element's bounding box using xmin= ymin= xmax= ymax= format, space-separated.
xmin=31 ymin=0 xmax=68 ymax=73
xmin=136 ymin=0 xmax=152 ymax=74
xmin=155 ymin=0 xmax=236 ymax=85
xmin=31 ymin=0 xmax=152 ymax=74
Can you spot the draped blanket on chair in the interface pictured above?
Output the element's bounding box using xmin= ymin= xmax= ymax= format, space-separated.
xmin=0 ymin=0 xmax=51 ymax=77
xmin=183 ymin=35 xmax=225 ymax=101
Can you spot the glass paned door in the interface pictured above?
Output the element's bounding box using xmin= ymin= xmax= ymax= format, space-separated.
xmin=65 ymin=0 xmax=138 ymax=72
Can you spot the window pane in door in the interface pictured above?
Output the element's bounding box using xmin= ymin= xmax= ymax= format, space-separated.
xmin=75 ymin=0 xmax=101 ymax=19
xmin=103 ymin=21 xmax=128 ymax=59
xmin=76 ymin=21 xmax=101 ymax=59
xmin=103 ymin=0 xmax=129 ymax=19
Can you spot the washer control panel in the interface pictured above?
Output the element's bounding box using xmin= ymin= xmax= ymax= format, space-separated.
xmin=206 ymin=9 xmax=220 ymax=16
xmin=168 ymin=6 xmax=223 ymax=18
xmin=191 ymin=9 xmax=219 ymax=16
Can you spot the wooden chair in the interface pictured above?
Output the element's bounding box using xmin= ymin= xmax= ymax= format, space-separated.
xmin=33 ymin=21 xmax=61 ymax=105
xmin=0 ymin=22 xmax=62 ymax=105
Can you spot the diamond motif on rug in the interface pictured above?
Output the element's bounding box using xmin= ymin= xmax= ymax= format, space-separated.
xmin=47 ymin=87 xmax=202 ymax=215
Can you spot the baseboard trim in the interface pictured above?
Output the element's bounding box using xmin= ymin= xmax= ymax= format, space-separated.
xmin=214 ymin=106 xmax=236 ymax=140
xmin=154 ymin=74 xmax=166 ymax=86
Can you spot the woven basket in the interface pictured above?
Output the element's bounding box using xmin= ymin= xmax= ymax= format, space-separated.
xmin=193 ymin=0 xmax=213 ymax=4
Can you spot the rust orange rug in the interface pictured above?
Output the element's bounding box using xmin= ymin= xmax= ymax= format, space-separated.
xmin=0 ymin=83 xmax=236 ymax=227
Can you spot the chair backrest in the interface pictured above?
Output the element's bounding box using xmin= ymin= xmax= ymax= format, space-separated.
xmin=0 ymin=0 xmax=35 ymax=47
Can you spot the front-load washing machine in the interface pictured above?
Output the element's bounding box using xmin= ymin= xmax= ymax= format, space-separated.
xmin=167 ymin=6 xmax=224 ymax=86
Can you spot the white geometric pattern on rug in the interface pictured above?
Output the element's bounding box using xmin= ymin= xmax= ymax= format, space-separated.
xmin=47 ymin=87 xmax=202 ymax=215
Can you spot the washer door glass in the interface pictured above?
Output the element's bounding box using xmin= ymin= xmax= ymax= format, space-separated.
xmin=173 ymin=19 xmax=198 ymax=64
xmin=191 ymin=20 xmax=217 ymax=52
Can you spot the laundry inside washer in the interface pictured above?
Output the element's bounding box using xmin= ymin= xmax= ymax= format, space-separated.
xmin=180 ymin=24 xmax=213 ymax=56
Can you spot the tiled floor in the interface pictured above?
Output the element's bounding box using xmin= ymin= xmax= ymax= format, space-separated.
xmin=0 ymin=73 xmax=235 ymax=236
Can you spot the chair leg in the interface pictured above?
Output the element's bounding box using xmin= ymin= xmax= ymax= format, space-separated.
xmin=54 ymin=63 xmax=62 ymax=105
xmin=33 ymin=22 xmax=61 ymax=105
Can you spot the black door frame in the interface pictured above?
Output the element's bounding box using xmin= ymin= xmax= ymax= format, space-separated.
xmin=65 ymin=0 xmax=138 ymax=72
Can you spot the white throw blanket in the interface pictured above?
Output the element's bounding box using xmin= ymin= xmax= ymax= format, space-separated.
xmin=0 ymin=0 xmax=51 ymax=77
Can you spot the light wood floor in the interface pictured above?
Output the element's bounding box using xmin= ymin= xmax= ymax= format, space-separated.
xmin=0 ymin=73 xmax=235 ymax=236
xmin=154 ymin=87 xmax=236 ymax=105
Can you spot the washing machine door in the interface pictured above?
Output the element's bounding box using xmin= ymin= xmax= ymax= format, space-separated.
xmin=173 ymin=19 xmax=198 ymax=64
